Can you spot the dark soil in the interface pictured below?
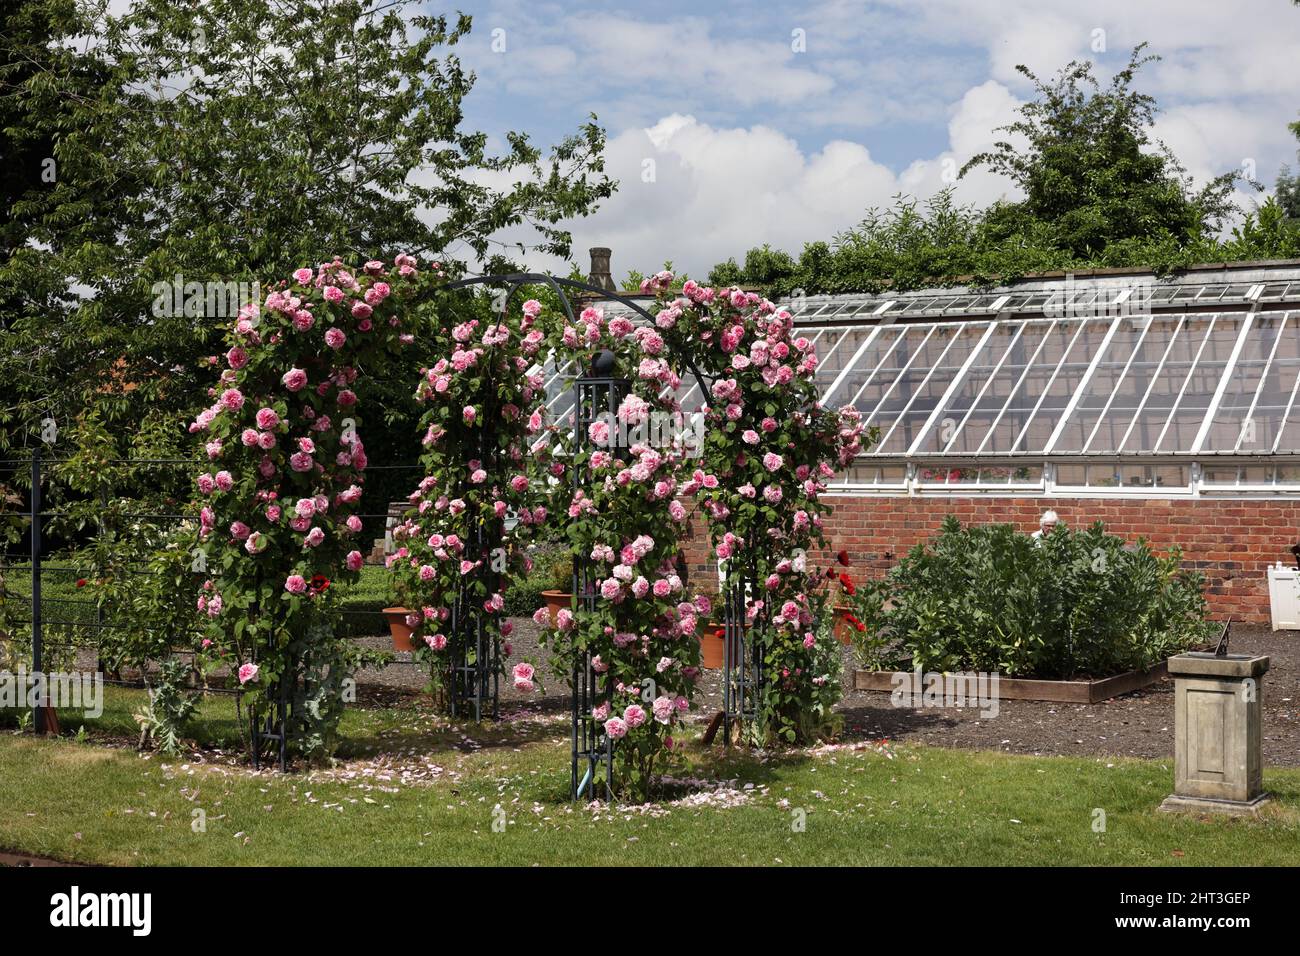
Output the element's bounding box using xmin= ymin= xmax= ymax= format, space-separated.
xmin=354 ymin=620 xmax=1300 ymax=767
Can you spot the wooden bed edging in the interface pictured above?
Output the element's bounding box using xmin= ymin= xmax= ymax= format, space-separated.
xmin=852 ymin=659 xmax=1170 ymax=704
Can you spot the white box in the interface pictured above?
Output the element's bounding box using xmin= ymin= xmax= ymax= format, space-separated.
xmin=1267 ymin=566 xmax=1300 ymax=631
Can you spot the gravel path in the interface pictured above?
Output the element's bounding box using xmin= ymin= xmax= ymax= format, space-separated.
xmin=356 ymin=620 xmax=1300 ymax=766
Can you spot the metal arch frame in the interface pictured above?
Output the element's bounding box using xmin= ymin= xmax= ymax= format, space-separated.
xmin=437 ymin=274 xmax=758 ymax=796
xmin=440 ymin=274 xmax=715 ymax=398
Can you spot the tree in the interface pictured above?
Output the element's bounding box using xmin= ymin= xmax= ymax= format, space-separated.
xmin=1277 ymin=119 xmax=1300 ymax=222
xmin=963 ymin=44 xmax=1248 ymax=257
xmin=1 ymin=0 xmax=615 ymax=495
xmin=712 ymin=44 xmax=1285 ymax=299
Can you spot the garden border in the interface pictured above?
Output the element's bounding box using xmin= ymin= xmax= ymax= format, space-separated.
xmin=852 ymin=660 xmax=1171 ymax=703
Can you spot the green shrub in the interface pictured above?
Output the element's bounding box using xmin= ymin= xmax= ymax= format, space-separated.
xmin=855 ymin=517 xmax=1215 ymax=678
xmin=334 ymin=565 xmax=396 ymax=638
xmin=503 ymin=541 xmax=574 ymax=617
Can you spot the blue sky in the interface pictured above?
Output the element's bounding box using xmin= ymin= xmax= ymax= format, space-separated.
xmin=437 ymin=0 xmax=1300 ymax=277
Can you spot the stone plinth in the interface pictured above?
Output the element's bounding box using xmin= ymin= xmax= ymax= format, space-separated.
xmin=1159 ymin=652 xmax=1270 ymax=816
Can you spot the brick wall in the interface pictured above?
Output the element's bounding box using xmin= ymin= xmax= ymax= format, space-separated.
xmin=680 ymin=495 xmax=1300 ymax=625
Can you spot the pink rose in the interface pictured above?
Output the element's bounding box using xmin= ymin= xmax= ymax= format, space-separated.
xmin=285 ymin=574 xmax=308 ymax=594
xmin=623 ymin=704 xmax=646 ymax=729
xmin=238 ymin=663 xmax=259 ymax=685
xmin=604 ymin=716 xmax=627 ymax=740
xmin=282 ymin=368 xmax=307 ymax=392
xmin=346 ymin=550 xmax=364 ymax=571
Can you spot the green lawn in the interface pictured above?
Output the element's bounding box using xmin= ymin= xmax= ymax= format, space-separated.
xmin=1 ymin=687 xmax=1297 ymax=866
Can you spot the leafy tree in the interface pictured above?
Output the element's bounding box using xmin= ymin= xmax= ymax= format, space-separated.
xmin=711 ymin=45 xmax=1292 ymax=299
xmin=1277 ymin=118 xmax=1300 ymax=222
xmin=964 ymin=44 xmax=1249 ymax=257
xmin=1 ymin=0 xmax=615 ymax=503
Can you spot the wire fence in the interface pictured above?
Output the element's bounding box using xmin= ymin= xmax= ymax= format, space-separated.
xmin=0 ymin=451 xmax=429 ymax=729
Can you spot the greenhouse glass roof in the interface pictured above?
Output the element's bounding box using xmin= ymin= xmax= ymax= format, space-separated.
xmin=546 ymin=264 xmax=1300 ymax=486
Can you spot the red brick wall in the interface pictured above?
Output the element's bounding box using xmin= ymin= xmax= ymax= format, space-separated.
xmin=681 ymin=495 xmax=1300 ymax=625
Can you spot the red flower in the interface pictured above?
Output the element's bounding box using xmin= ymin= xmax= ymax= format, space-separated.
xmin=309 ymin=575 xmax=331 ymax=595
xmin=837 ymin=550 xmax=851 ymax=567
xmin=838 ymin=573 xmax=856 ymax=596
xmin=76 ymin=578 xmax=87 ymax=588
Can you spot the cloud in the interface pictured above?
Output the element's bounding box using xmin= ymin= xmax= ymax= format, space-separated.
xmin=558 ymin=90 xmax=1023 ymax=279
xmin=448 ymin=0 xmax=1300 ymax=275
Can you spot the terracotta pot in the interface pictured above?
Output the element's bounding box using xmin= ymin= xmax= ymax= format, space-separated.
xmin=540 ymin=590 xmax=572 ymax=627
xmin=699 ymin=623 xmax=745 ymax=670
xmin=832 ymin=606 xmax=861 ymax=645
xmin=383 ymin=607 xmax=417 ymax=652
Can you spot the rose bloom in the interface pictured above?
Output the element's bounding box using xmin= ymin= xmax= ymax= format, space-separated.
xmin=284 ymin=574 xmax=308 ymax=594
xmin=281 ymin=368 xmax=307 ymax=391
xmin=346 ymin=550 xmax=364 ymax=571
xmin=604 ymin=716 xmax=628 ymax=740
xmin=238 ymin=663 xmax=259 ymax=685
xmin=255 ymin=407 xmax=280 ymax=430
xmin=623 ymin=704 xmax=647 ymax=729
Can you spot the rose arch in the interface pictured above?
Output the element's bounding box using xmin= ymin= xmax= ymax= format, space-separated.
xmin=185 ymin=255 xmax=863 ymax=797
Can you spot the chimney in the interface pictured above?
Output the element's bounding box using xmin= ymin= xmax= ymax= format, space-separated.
xmin=587 ymin=247 xmax=615 ymax=292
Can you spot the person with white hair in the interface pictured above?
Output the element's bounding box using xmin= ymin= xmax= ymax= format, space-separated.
xmin=1031 ymin=509 xmax=1061 ymax=543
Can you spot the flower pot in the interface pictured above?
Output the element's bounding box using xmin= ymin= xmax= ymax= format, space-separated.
xmin=832 ymin=606 xmax=861 ymax=645
xmin=700 ymin=623 xmax=745 ymax=670
xmin=540 ymin=590 xmax=572 ymax=627
xmin=383 ymin=607 xmax=417 ymax=652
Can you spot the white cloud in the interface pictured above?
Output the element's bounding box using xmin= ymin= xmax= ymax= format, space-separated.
xmin=559 ymin=91 xmax=1024 ymax=279
xmin=454 ymin=0 xmax=1300 ymax=275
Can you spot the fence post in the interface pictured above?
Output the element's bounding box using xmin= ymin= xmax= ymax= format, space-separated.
xmin=30 ymin=448 xmax=44 ymax=734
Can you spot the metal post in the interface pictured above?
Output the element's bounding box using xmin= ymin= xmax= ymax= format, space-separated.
xmin=30 ymin=449 xmax=45 ymax=734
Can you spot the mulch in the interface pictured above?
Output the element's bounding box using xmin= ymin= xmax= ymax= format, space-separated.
xmin=356 ymin=619 xmax=1300 ymax=766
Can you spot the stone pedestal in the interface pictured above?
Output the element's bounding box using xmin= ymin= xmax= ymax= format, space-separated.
xmin=1159 ymin=652 xmax=1270 ymax=816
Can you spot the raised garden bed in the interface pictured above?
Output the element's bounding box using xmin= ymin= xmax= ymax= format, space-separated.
xmin=853 ymin=659 xmax=1172 ymax=704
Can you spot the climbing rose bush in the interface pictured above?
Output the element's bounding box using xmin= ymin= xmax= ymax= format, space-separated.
xmin=388 ymin=297 xmax=551 ymax=703
xmin=189 ymin=254 xmax=444 ymax=755
xmin=536 ymin=300 xmax=705 ymax=799
xmin=640 ymin=272 xmax=868 ymax=744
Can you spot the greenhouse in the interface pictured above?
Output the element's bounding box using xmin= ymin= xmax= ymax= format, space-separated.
xmin=568 ymin=261 xmax=1300 ymax=499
